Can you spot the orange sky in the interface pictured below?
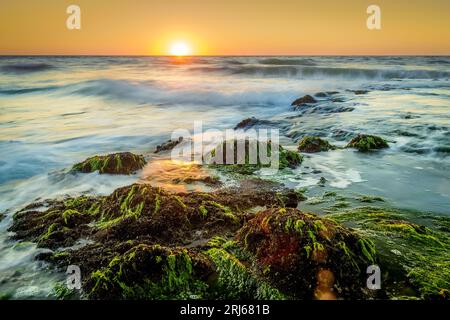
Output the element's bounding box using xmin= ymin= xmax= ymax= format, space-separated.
xmin=1 ymin=0 xmax=450 ymax=55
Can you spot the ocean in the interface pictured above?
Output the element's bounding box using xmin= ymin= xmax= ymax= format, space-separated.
xmin=0 ymin=56 xmax=449 ymax=298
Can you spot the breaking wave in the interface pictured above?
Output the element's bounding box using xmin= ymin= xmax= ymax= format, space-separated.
xmin=191 ymin=64 xmax=450 ymax=80
xmin=67 ymin=79 xmax=297 ymax=107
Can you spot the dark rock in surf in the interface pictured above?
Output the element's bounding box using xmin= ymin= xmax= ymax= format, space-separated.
xmin=346 ymin=134 xmax=389 ymax=152
xmin=298 ymin=136 xmax=335 ymax=153
xmin=72 ymin=152 xmax=146 ymax=175
xmin=291 ymin=95 xmax=317 ymax=107
xmin=348 ymin=90 xmax=369 ymax=95
xmin=155 ymin=137 xmax=183 ymax=153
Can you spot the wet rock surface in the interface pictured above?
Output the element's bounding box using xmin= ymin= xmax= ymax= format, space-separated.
xmin=155 ymin=137 xmax=184 ymax=153
xmin=10 ymin=181 xmax=384 ymax=300
xmin=209 ymin=139 xmax=303 ymax=175
xmin=236 ymin=207 xmax=377 ymax=299
xmin=72 ymin=152 xmax=146 ymax=175
xmin=346 ymin=134 xmax=389 ymax=152
xmin=298 ymin=136 xmax=335 ymax=153
xmin=291 ymin=95 xmax=317 ymax=106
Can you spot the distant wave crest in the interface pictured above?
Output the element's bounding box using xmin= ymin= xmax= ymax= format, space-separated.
xmin=1 ymin=63 xmax=54 ymax=74
xmin=191 ymin=64 xmax=450 ymax=80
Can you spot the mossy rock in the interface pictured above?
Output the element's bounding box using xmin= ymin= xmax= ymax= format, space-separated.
xmin=291 ymin=95 xmax=317 ymax=106
xmin=9 ymin=196 xmax=100 ymax=249
xmin=236 ymin=207 xmax=377 ymax=299
xmin=86 ymin=244 xmax=214 ymax=299
xmin=346 ymin=134 xmax=389 ymax=152
xmin=298 ymin=136 xmax=335 ymax=153
xmin=328 ymin=207 xmax=450 ymax=300
xmin=209 ymin=139 xmax=303 ymax=175
xmin=10 ymin=183 xmax=300 ymax=250
xmin=72 ymin=152 xmax=146 ymax=175
xmin=204 ymin=239 xmax=285 ymax=299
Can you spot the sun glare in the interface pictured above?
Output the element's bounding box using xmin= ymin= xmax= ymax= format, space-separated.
xmin=169 ymin=42 xmax=191 ymax=56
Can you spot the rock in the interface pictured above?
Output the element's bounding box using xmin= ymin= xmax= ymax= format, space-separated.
xmin=318 ymin=177 xmax=327 ymax=186
xmin=314 ymin=92 xmax=328 ymax=98
xmin=72 ymin=152 xmax=146 ymax=175
xmin=298 ymin=136 xmax=335 ymax=153
xmin=234 ymin=117 xmax=282 ymax=131
xmin=172 ymin=175 xmax=222 ymax=187
xmin=236 ymin=207 xmax=377 ymax=299
xmin=349 ymin=90 xmax=369 ymax=95
xmin=210 ymin=139 xmax=303 ymax=174
xmin=346 ymin=134 xmax=389 ymax=152
xmin=155 ymin=137 xmax=183 ymax=153
xmin=401 ymin=113 xmax=420 ymax=120
xmin=9 ymin=184 xmax=301 ymax=250
xmin=234 ymin=117 xmax=259 ymax=130
xmin=85 ymin=244 xmax=215 ymax=299
xmin=10 ymin=183 xmax=304 ymax=300
xmin=291 ymin=95 xmax=317 ymax=106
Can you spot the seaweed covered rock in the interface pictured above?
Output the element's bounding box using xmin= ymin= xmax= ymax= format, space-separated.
xmin=155 ymin=137 xmax=183 ymax=153
xmin=86 ymin=244 xmax=215 ymax=299
xmin=328 ymin=207 xmax=450 ymax=300
xmin=346 ymin=134 xmax=389 ymax=152
xmin=298 ymin=136 xmax=335 ymax=153
xmin=291 ymin=95 xmax=317 ymax=107
xmin=9 ymin=196 xmax=100 ymax=249
xmin=237 ymin=207 xmax=377 ymax=299
xmin=72 ymin=152 xmax=146 ymax=175
xmin=209 ymin=139 xmax=303 ymax=175
xmin=10 ymin=184 xmax=300 ymax=249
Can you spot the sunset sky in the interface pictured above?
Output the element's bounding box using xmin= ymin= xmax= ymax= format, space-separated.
xmin=1 ymin=0 xmax=449 ymax=55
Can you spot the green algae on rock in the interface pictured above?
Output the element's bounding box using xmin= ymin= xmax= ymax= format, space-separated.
xmin=236 ymin=207 xmax=377 ymax=299
xmin=209 ymin=139 xmax=303 ymax=175
xmin=10 ymin=183 xmax=300 ymax=250
xmin=72 ymin=152 xmax=146 ymax=175
xmin=9 ymin=195 xmax=100 ymax=249
xmin=346 ymin=134 xmax=389 ymax=152
xmin=328 ymin=206 xmax=450 ymax=300
xmin=298 ymin=136 xmax=335 ymax=153
xmin=86 ymin=244 xmax=214 ymax=299
xmin=204 ymin=238 xmax=285 ymax=300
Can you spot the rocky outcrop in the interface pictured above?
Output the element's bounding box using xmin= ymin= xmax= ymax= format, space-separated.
xmin=72 ymin=152 xmax=146 ymax=175
xmin=236 ymin=207 xmax=377 ymax=299
xmin=291 ymin=95 xmax=317 ymax=107
xmin=209 ymin=139 xmax=303 ymax=174
xmin=298 ymin=136 xmax=335 ymax=153
xmin=346 ymin=134 xmax=389 ymax=152
xmin=155 ymin=137 xmax=184 ymax=153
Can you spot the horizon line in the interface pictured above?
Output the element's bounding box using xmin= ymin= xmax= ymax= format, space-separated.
xmin=1 ymin=54 xmax=450 ymax=57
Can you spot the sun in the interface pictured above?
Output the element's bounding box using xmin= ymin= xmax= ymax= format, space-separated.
xmin=169 ymin=41 xmax=191 ymax=56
